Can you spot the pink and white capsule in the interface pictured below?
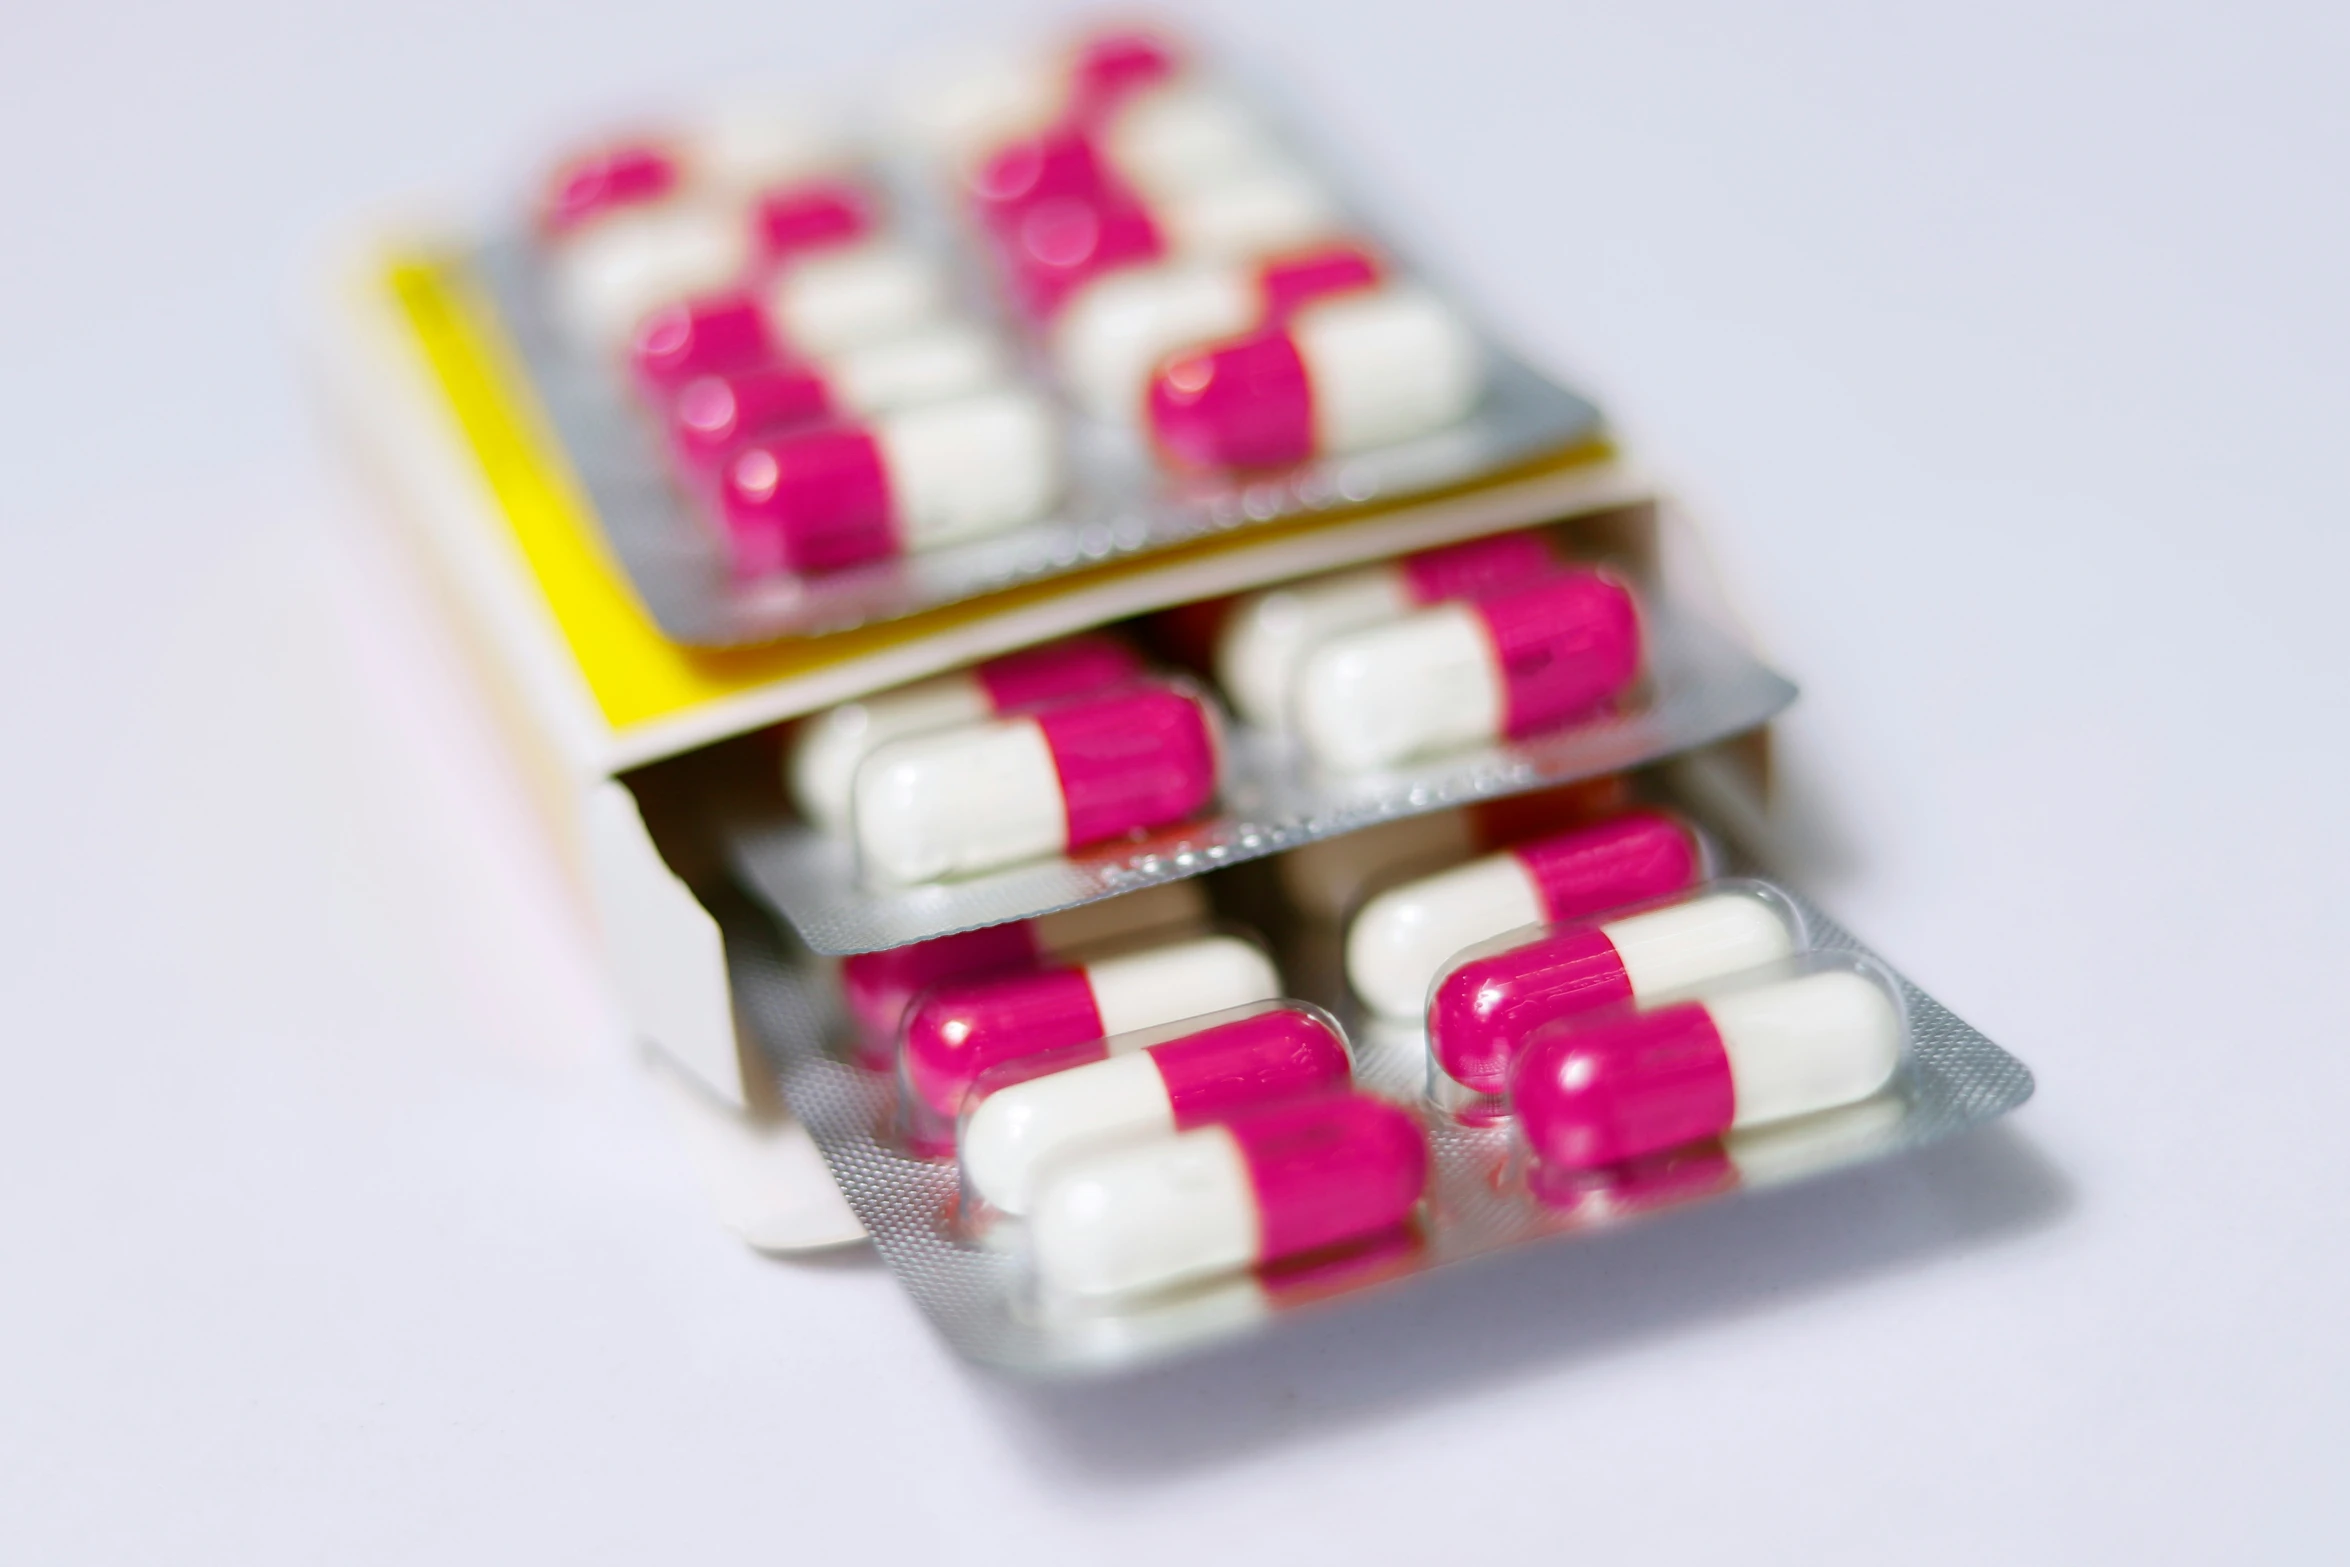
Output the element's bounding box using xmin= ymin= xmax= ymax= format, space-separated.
xmin=1052 ymin=241 xmax=1383 ymax=420
xmin=1029 ymin=1092 xmax=1427 ymax=1300
xmin=630 ymin=240 xmax=949 ymax=382
xmin=719 ymin=388 xmax=1059 ymax=578
xmin=835 ymin=879 xmax=1209 ymax=1055
xmin=665 ymin=326 xmax=1007 ymax=474
xmin=789 ymin=634 xmax=1145 ymax=832
xmin=1428 ymin=885 xmax=1801 ymax=1095
xmin=1346 ymin=809 xmax=1704 ymax=1019
xmin=960 ymin=1005 xmax=1351 ymax=1214
xmin=1514 ymin=968 xmax=1903 ymax=1172
xmin=900 ymin=934 xmax=1282 ymax=1127
xmin=1294 ymin=569 xmax=1642 ymax=772
xmin=1147 ymin=285 xmax=1480 ymax=470
xmin=852 ymin=681 xmax=1221 ymax=883
xmin=1212 ymin=530 xmax=1556 ymax=728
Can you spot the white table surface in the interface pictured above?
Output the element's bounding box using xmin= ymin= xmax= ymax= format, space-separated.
xmin=5 ymin=2 xmax=2346 ymax=1560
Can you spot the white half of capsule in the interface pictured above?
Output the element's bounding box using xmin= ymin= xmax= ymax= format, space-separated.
xmin=853 ymin=714 xmax=1068 ymax=882
xmin=759 ymin=239 xmax=950 ymax=355
xmin=1606 ymin=894 xmax=1797 ymax=1000
xmin=1080 ymin=934 xmax=1281 ymax=1037
xmin=1276 ymin=808 xmax=1477 ymax=922
xmin=1293 ymin=287 xmax=1483 ymax=454
xmin=1155 ymin=165 xmax=1338 ymax=259
xmin=1348 ymin=852 xmax=1546 ymax=1018
xmin=1294 ymin=601 xmax=1500 ymax=772
xmin=552 ymin=201 xmax=752 ymax=350
xmin=1103 ymin=84 xmax=1287 ymax=203
xmin=790 ymin=671 xmax=996 ymax=833
xmin=1053 ymin=261 xmax=1260 ymax=419
xmin=871 ymin=389 xmax=1061 ymax=551
xmin=825 ymin=324 xmax=1005 ymax=415
xmin=890 ymin=47 xmax=1063 ymax=164
xmin=685 ymin=102 xmax=851 ymax=196
xmin=963 ymin=1050 xmax=1175 ymax=1216
xmin=1710 ymin=970 xmax=1903 ymax=1129
xmin=1029 ymin=1124 xmax=1260 ymax=1299
xmin=1214 ymin=563 xmax=1414 ymax=728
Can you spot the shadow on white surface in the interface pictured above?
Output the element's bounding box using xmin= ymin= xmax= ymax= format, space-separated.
xmin=982 ymin=1120 xmax=2068 ymax=1480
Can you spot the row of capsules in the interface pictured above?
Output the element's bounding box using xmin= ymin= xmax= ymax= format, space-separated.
xmin=780 ymin=527 xmax=1647 ymax=888
xmin=535 ymin=94 xmax=1059 ymax=581
xmin=902 ymin=23 xmax=1486 ymax=471
xmin=527 ymin=19 xmax=1500 ymax=597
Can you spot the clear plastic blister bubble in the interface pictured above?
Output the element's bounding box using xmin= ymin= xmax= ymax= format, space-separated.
xmin=1422 ymin=876 xmax=1807 ymax=1117
xmin=721 ymin=846 xmax=2034 ymax=1375
xmin=727 ymin=584 xmax=1796 ymax=955
xmin=952 ymin=997 xmax=1352 ymax=1237
xmin=846 ymin=672 xmax=1230 ymax=888
xmin=891 ymin=921 xmax=1283 ymax=1155
xmin=476 ymin=18 xmax=1611 ymax=647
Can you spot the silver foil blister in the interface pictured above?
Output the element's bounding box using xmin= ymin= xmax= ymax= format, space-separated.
xmin=725 ymin=602 xmax=1796 ymax=955
xmin=721 ymin=866 xmax=2034 ymax=1376
xmin=482 ymin=49 xmax=1609 ymax=647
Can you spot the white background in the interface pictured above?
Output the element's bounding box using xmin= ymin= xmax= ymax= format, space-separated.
xmin=5 ymin=1 xmax=2346 ymax=1560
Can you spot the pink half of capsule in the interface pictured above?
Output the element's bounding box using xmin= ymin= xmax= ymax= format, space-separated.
xmin=1003 ymin=189 xmax=1166 ymax=319
xmin=719 ymin=423 xmax=896 ymax=574
xmin=540 ymin=142 xmax=680 ymax=235
xmin=1028 ymin=1092 xmax=1428 ymax=1299
xmin=1394 ymin=530 xmax=1558 ymax=606
xmin=1511 ymin=969 xmax=1904 ymax=1171
xmin=751 ymin=177 xmax=873 ymax=264
xmin=633 ymin=290 xmax=780 ymax=392
xmin=957 ymin=1007 xmax=1354 ymax=1213
xmin=1035 ymin=682 xmax=1220 ymax=849
xmin=837 ymin=922 xmax=1042 ymax=1063
xmin=1428 ymin=884 xmax=1799 ymax=1095
xmin=1255 ymin=242 xmax=1384 ymax=320
xmin=1470 ymin=570 xmax=1644 ymax=738
xmin=668 ymin=363 xmax=835 ymax=472
xmin=1067 ymin=27 xmax=1184 ymax=119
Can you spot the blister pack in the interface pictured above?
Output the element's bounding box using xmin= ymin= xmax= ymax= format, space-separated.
xmin=720 ymin=783 xmax=2033 ymax=1374
xmin=723 ymin=523 xmax=1798 ymax=954
xmin=496 ymin=18 xmax=1607 ymax=645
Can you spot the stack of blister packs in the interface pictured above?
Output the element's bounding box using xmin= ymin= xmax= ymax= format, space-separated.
xmin=351 ymin=17 xmax=2032 ymax=1374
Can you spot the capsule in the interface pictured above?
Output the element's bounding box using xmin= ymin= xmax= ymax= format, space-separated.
xmin=853 ymin=680 xmax=1221 ymax=883
xmin=1347 ymin=809 xmax=1705 ymax=1019
xmin=1428 ymin=883 xmax=1800 ymax=1095
xmin=718 ymin=388 xmax=1060 ymax=578
xmin=1000 ymin=166 xmax=1338 ymax=321
xmin=1145 ymin=286 xmax=1480 ymax=470
xmin=1514 ymin=967 xmax=1904 ymax=1172
xmin=1053 ymin=241 xmax=1383 ymax=420
xmin=629 ymin=239 xmax=949 ymax=385
xmin=896 ymin=27 xmax=1184 ymax=167
xmin=899 ymin=933 xmax=1281 ymax=1132
xmin=1213 ymin=530 xmax=1557 ymax=729
xmin=1294 ymin=569 xmax=1641 ymax=772
xmin=665 ymin=327 xmax=1009 ymax=476
xmin=549 ymin=201 xmax=753 ymax=355
xmin=789 ymin=633 xmax=1147 ymax=833
xmin=835 ymin=880 xmax=1209 ymax=1059
xmin=972 ymin=82 xmax=1289 ymax=235
xmin=538 ymin=111 xmax=844 ymax=237
xmin=1276 ymin=774 xmax=1635 ymax=921
xmin=960 ymin=1004 xmax=1352 ymax=1213
xmin=1029 ymin=1092 xmax=1427 ymax=1300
